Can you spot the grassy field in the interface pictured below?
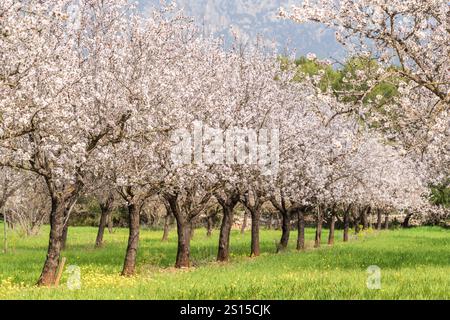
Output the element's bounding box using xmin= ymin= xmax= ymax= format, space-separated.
xmin=0 ymin=223 xmax=449 ymax=299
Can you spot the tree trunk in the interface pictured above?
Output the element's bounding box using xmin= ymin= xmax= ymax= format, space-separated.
xmin=296 ymin=210 xmax=305 ymax=251
xmin=37 ymin=178 xmax=81 ymax=287
xmin=60 ymin=195 xmax=79 ymax=250
xmin=96 ymin=194 xmax=114 ymax=247
xmin=268 ymin=214 xmax=273 ymax=230
xmin=61 ymin=223 xmax=69 ymax=250
xmin=175 ymin=220 xmax=191 ymax=268
xmin=3 ymin=210 xmax=7 ymax=253
xmin=343 ymin=208 xmax=350 ymax=242
xmin=384 ymin=213 xmax=389 ymax=230
xmin=328 ymin=212 xmax=336 ymax=245
xmin=164 ymin=193 xmax=193 ymax=268
xmin=162 ymin=213 xmax=171 ymax=242
xmin=206 ymin=216 xmax=213 ymax=237
xmin=241 ymin=209 xmax=248 ymax=234
xmin=402 ymin=211 xmax=413 ymax=228
xmin=37 ymin=197 xmax=66 ymax=286
xmin=314 ymin=206 xmax=323 ymax=248
xmin=217 ymin=206 xmax=234 ymax=262
xmin=95 ymin=209 xmax=110 ymax=247
xmin=376 ymin=209 xmax=382 ymax=231
xmin=107 ymin=214 xmax=114 ymax=233
xmin=122 ymin=203 xmax=140 ymax=276
xmin=361 ymin=206 xmax=369 ymax=230
xmin=277 ymin=211 xmax=290 ymax=252
xmin=250 ymin=210 xmax=260 ymax=257
xmin=353 ymin=209 xmax=360 ymax=234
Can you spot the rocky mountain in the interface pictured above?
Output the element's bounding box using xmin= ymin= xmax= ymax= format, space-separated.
xmin=140 ymin=0 xmax=345 ymax=59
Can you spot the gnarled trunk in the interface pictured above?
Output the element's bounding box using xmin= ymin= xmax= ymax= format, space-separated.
xmin=2 ymin=211 xmax=7 ymax=254
xmin=162 ymin=213 xmax=171 ymax=242
xmin=384 ymin=213 xmax=389 ymax=230
xmin=361 ymin=206 xmax=369 ymax=230
xmin=352 ymin=210 xmax=360 ymax=234
xmin=61 ymin=223 xmax=69 ymax=250
xmin=328 ymin=212 xmax=336 ymax=245
xmin=277 ymin=211 xmax=290 ymax=252
xmin=343 ymin=208 xmax=350 ymax=242
xmin=165 ymin=193 xmax=194 ymax=268
xmin=107 ymin=214 xmax=114 ymax=233
xmin=376 ymin=209 xmax=382 ymax=231
xmin=60 ymin=195 xmax=78 ymax=250
xmin=206 ymin=216 xmax=213 ymax=237
xmin=217 ymin=206 xmax=234 ymax=262
xmin=96 ymin=195 xmax=114 ymax=247
xmin=175 ymin=219 xmax=191 ymax=268
xmin=241 ymin=209 xmax=248 ymax=234
xmin=95 ymin=211 xmax=108 ymax=248
xmin=122 ymin=203 xmax=140 ymax=276
xmin=314 ymin=206 xmax=323 ymax=248
xmin=402 ymin=211 xmax=413 ymax=228
xmin=250 ymin=210 xmax=260 ymax=257
xmin=296 ymin=210 xmax=305 ymax=251
xmin=38 ymin=179 xmax=81 ymax=287
xmin=37 ymin=197 xmax=66 ymax=286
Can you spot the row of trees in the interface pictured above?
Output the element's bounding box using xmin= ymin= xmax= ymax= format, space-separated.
xmin=0 ymin=0 xmax=447 ymax=286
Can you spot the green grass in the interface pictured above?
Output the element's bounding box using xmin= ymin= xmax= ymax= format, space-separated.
xmin=0 ymin=223 xmax=449 ymax=299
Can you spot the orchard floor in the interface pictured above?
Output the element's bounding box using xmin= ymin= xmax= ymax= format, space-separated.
xmin=0 ymin=224 xmax=449 ymax=299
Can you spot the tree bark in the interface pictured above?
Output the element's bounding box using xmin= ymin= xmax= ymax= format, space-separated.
xmin=384 ymin=213 xmax=389 ymax=230
xmin=296 ymin=210 xmax=305 ymax=251
xmin=343 ymin=208 xmax=350 ymax=242
xmin=164 ymin=193 xmax=197 ymax=268
xmin=96 ymin=193 xmax=114 ymax=247
xmin=206 ymin=207 xmax=218 ymax=237
xmin=361 ymin=206 xmax=369 ymax=230
xmin=277 ymin=211 xmax=290 ymax=252
xmin=107 ymin=214 xmax=114 ymax=233
xmin=250 ymin=210 xmax=260 ymax=257
xmin=216 ymin=191 xmax=240 ymax=262
xmin=95 ymin=203 xmax=112 ymax=247
xmin=3 ymin=210 xmax=7 ymax=254
xmin=60 ymin=195 xmax=78 ymax=250
xmin=95 ymin=213 xmax=108 ymax=248
xmin=217 ymin=206 xmax=234 ymax=262
xmin=402 ymin=211 xmax=413 ymax=228
xmin=162 ymin=213 xmax=171 ymax=242
xmin=206 ymin=215 xmax=213 ymax=237
xmin=37 ymin=197 xmax=66 ymax=286
xmin=376 ymin=208 xmax=383 ymax=230
xmin=175 ymin=219 xmax=191 ymax=268
xmin=241 ymin=209 xmax=248 ymax=234
xmin=352 ymin=209 xmax=360 ymax=234
xmin=328 ymin=211 xmax=336 ymax=245
xmin=314 ymin=206 xmax=323 ymax=248
xmin=61 ymin=223 xmax=69 ymax=250
xmin=122 ymin=202 xmax=140 ymax=276
xmin=37 ymin=177 xmax=82 ymax=287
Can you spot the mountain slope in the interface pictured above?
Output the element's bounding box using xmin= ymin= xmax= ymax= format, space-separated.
xmin=140 ymin=0 xmax=344 ymax=59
